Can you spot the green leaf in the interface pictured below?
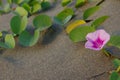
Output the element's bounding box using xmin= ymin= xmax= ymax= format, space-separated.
xmin=0 ymin=0 xmax=2 ymax=5
xmin=110 ymin=72 xmax=119 ymax=80
xmin=10 ymin=16 xmax=28 ymax=34
xmin=31 ymin=3 xmax=41 ymax=13
xmin=19 ymin=29 xmax=40 ymax=47
xmin=15 ymin=7 xmax=28 ymax=16
xmin=33 ymin=14 xmax=52 ymax=31
xmin=3 ymin=3 xmax=10 ymax=13
xmin=41 ymin=1 xmax=51 ymax=10
xmin=113 ymin=59 xmax=120 ymax=68
xmin=83 ymin=6 xmax=100 ymax=20
xmin=7 ymin=0 xmax=12 ymax=4
xmin=0 ymin=10 xmax=4 ymax=14
xmin=54 ymin=8 xmax=74 ymax=25
xmin=61 ymin=0 xmax=72 ymax=7
xmin=22 ymin=0 xmax=31 ymax=3
xmin=29 ymin=0 xmax=40 ymax=6
xmin=21 ymin=16 xmax=28 ymax=31
xmin=117 ymin=77 xmax=120 ymax=80
xmin=22 ymin=3 xmax=31 ymax=12
xmin=75 ymin=0 xmax=86 ymax=8
xmin=5 ymin=34 xmax=15 ymax=48
xmin=69 ymin=26 xmax=95 ymax=42
xmin=108 ymin=36 xmax=120 ymax=48
xmin=91 ymin=16 xmax=109 ymax=28
xmin=0 ymin=32 xmax=2 ymax=37
xmin=12 ymin=0 xmax=23 ymax=4
xmin=0 ymin=42 xmax=8 ymax=48
xmin=0 ymin=34 xmax=15 ymax=49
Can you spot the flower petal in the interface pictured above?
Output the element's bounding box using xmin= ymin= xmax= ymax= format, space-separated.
xmin=85 ymin=41 xmax=102 ymax=51
xmin=85 ymin=29 xmax=110 ymax=51
xmin=86 ymin=30 xmax=99 ymax=41
xmin=98 ymin=29 xmax=110 ymax=44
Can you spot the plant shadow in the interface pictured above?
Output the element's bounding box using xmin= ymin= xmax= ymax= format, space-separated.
xmin=41 ymin=23 xmax=63 ymax=45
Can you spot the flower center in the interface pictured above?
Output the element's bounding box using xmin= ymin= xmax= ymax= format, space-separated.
xmin=92 ymin=37 xmax=104 ymax=48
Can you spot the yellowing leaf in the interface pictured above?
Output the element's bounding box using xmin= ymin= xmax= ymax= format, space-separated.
xmin=66 ymin=20 xmax=86 ymax=33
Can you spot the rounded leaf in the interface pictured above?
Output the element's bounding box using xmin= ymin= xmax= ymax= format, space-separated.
xmin=19 ymin=29 xmax=40 ymax=47
xmin=10 ymin=16 xmax=28 ymax=34
xmin=91 ymin=16 xmax=109 ymax=28
xmin=0 ymin=32 xmax=2 ymax=37
xmin=54 ymin=8 xmax=74 ymax=25
xmin=33 ymin=14 xmax=52 ymax=31
xmin=108 ymin=36 xmax=120 ymax=48
xmin=61 ymin=0 xmax=71 ymax=7
xmin=83 ymin=6 xmax=100 ymax=20
xmin=75 ymin=0 xmax=86 ymax=8
xmin=15 ymin=7 xmax=28 ymax=16
xmin=41 ymin=1 xmax=51 ymax=10
xmin=5 ymin=34 xmax=15 ymax=48
xmin=0 ymin=34 xmax=15 ymax=49
xmin=22 ymin=3 xmax=31 ymax=12
xmin=69 ymin=26 xmax=95 ymax=42
xmin=31 ymin=3 xmax=41 ymax=13
xmin=12 ymin=0 xmax=23 ymax=4
xmin=110 ymin=72 xmax=120 ymax=80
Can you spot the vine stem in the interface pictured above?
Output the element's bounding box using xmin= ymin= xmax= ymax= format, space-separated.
xmin=88 ymin=71 xmax=106 ymax=79
xmin=96 ymin=0 xmax=105 ymax=6
xmin=102 ymin=48 xmax=111 ymax=57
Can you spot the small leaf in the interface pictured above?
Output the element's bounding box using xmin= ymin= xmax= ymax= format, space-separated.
xmin=12 ymin=0 xmax=23 ymax=4
xmin=66 ymin=20 xmax=86 ymax=33
xmin=69 ymin=26 xmax=95 ymax=42
xmin=91 ymin=16 xmax=109 ymax=28
xmin=22 ymin=0 xmax=31 ymax=3
xmin=0 ymin=0 xmax=2 ymax=5
xmin=75 ymin=0 xmax=86 ymax=8
xmin=110 ymin=72 xmax=119 ymax=80
xmin=54 ymin=8 xmax=74 ymax=25
xmin=61 ymin=0 xmax=72 ymax=7
xmin=117 ymin=77 xmax=120 ymax=80
xmin=31 ymin=3 xmax=41 ymax=13
xmin=63 ymin=15 xmax=72 ymax=25
xmin=83 ymin=6 xmax=100 ymax=20
xmin=5 ymin=34 xmax=15 ymax=48
xmin=113 ymin=59 xmax=120 ymax=68
xmin=0 ymin=10 xmax=4 ymax=15
xmin=41 ymin=1 xmax=51 ymax=10
xmin=116 ymin=66 xmax=120 ymax=72
xmin=7 ymin=0 xmax=12 ymax=4
xmin=15 ymin=7 xmax=28 ymax=16
xmin=3 ymin=3 xmax=10 ymax=13
xmin=19 ymin=29 xmax=40 ymax=47
xmin=0 ymin=32 xmax=2 ymax=37
xmin=21 ymin=16 xmax=28 ymax=31
xmin=10 ymin=16 xmax=28 ymax=34
xmin=33 ymin=14 xmax=52 ymax=31
xmin=108 ymin=36 xmax=120 ymax=48
xmin=22 ymin=3 xmax=31 ymax=12
xmin=0 ymin=34 xmax=15 ymax=49
xmin=0 ymin=42 xmax=8 ymax=49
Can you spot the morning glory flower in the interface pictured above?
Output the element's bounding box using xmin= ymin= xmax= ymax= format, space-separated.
xmin=85 ymin=29 xmax=110 ymax=51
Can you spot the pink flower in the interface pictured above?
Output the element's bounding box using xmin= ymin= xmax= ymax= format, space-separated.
xmin=85 ymin=29 xmax=110 ymax=51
